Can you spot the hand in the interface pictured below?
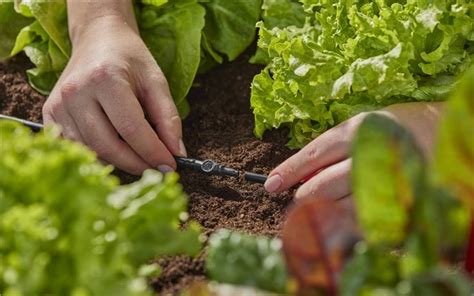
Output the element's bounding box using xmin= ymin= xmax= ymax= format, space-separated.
xmin=264 ymin=102 xmax=444 ymax=200
xmin=43 ymin=15 xmax=186 ymax=175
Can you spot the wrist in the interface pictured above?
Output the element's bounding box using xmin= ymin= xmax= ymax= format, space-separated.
xmin=67 ymin=1 xmax=138 ymax=46
xmin=69 ymin=15 xmax=139 ymax=48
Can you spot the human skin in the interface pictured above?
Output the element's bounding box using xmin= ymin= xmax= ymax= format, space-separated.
xmin=42 ymin=0 xmax=186 ymax=175
xmin=264 ymin=102 xmax=445 ymax=200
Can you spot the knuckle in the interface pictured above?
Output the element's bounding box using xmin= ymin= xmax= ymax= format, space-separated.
xmin=278 ymin=163 xmax=297 ymax=180
xmin=46 ymin=100 xmax=63 ymax=116
xmin=89 ymin=63 xmax=123 ymax=84
xmin=60 ymin=81 xmax=82 ymax=104
xmin=168 ymin=114 xmax=182 ymax=130
xmin=117 ymin=120 xmax=141 ymax=138
xmin=304 ymin=145 xmax=319 ymax=164
xmin=149 ymin=71 xmax=168 ymax=88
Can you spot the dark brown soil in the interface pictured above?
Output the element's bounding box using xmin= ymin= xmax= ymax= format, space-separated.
xmin=0 ymin=52 xmax=295 ymax=295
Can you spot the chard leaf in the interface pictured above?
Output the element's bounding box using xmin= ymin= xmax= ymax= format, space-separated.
xmin=282 ymin=198 xmax=361 ymax=295
xmin=434 ymin=66 xmax=474 ymax=207
xmin=352 ymin=114 xmax=425 ymax=247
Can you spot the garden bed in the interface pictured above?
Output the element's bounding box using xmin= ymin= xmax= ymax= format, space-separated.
xmin=0 ymin=51 xmax=295 ymax=294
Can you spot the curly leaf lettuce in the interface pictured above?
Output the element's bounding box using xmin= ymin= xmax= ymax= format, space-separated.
xmin=252 ymin=0 xmax=474 ymax=148
xmin=250 ymin=0 xmax=306 ymax=64
xmin=0 ymin=121 xmax=201 ymax=295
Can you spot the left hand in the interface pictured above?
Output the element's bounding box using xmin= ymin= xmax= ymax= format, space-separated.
xmin=264 ymin=102 xmax=444 ymax=200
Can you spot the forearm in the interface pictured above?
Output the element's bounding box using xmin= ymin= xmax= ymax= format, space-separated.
xmin=382 ymin=101 xmax=445 ymax=157
xmin=67 ymin=0 xmax=138 ymax=45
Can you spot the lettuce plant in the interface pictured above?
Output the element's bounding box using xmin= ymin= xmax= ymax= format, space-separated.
xmin=0 ymin=0 xmax=262 ymax=116
xmin=0 ymin=122 xmax=202 ymax=295
xmin=251 ymin=0 xmax=474 ymax=147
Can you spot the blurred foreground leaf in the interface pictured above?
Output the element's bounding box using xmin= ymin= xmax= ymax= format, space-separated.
xmin=282 ymin=198 xmax=361 ymax=295
xmin=434 ymin=67 xmax=474 ymax=209
xmin=206 ymin=229 xmax=288 ymax=294
xmin=352 ymin=114 xmax=425 ymax=247
xmin=0 ymin=121 xmax=202 ymax=295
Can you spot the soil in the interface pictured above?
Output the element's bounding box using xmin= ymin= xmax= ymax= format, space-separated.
xmin=0 ymin=52 xmax=296 ymax=295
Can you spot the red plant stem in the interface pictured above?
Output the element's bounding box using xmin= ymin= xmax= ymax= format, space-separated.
xmin=307 ymin=206 xmax=337 ymax=296
xmin=465 ymin=219 xmax=474 ymax=276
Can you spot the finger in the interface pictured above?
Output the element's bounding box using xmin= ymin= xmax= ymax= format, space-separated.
xmin=264 ymin=115 xmax=363 ymax=193
xmin=42 ymin=100 xmax=84 ymax=143
xmin=67 ymin=98 xmax=151 ymax=175
xmin=97 ymin=78 xmax=176 ymax=170
xmin=295 ymin=158 xmax=352 ymax=200
xmin=138 ymin=69 xmax=186 ymax=157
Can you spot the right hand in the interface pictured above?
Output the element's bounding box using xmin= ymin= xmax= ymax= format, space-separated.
xmin=43 ymin=15 xmax=186 ymax=175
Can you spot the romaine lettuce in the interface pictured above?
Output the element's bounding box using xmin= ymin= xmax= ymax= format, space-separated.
xmin=0 ymin=0 xmax=262 ymax=116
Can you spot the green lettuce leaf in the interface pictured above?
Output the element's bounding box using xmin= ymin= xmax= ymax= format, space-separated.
xmin=0 ymin=2 xmax=30 ymax=60
xmin=138 ymin=0 xmax=206 ymax=117
xmin=252 ymin=0 xmax=474 ymax=147
xmin=201 ymin=0 xmax=262 ymax=61
xmin=250 ymin=0 xmax=306 ymax=64
xmin=0 ymin=121 xmax=201 ymax=295
xmin=8 ymin=0 xmax=70 ymax=94
xmin=3 ymin=0 xmax=260 ymax=117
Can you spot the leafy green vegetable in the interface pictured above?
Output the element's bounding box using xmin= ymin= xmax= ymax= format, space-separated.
xmin=202 ymin=0 xmax=263 ymax=61
xmin=206 ymin=229 xmax=288 ymax=293
xmin=434 ymin=66 xmax=474 ymax=207
xmin=138 ymin=0 xmax=206 ymax=116
xmin=1 ymin=0 xmax=261 ymax=116
xmin=250 ymin=0 xmax=305 ymax=64
xmin=0 ymin=121 xmax=202 ymax=295
xmin=8 ymin=0 xmax=70 ymax=94
xmin=352 ymin=114 xmax=425 ymax=247
xmin=0 ymin=2 xmax=29 ymax=60
xmin=345 ymin=111 xmax=471 ymax=293
xmin=251 ymin=0 xmax=474 ymax=148
xmin=282 ymin=198 xmax=360 ymax=295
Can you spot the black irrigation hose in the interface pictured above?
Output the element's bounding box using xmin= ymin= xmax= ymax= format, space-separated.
xmin=0 ymin=114 xmax=44 ymax=132
xmin=0 ymin=114 xmax=269 ymax=184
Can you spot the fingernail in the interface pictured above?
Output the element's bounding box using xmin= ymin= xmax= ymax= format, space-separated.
xmin=157 ymin=165 xmax=174 ymax=173
xmin=178 ymin=139 xmax=187 ymax=157
xmin=264 ymin=174 xmax=283 ymax=193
